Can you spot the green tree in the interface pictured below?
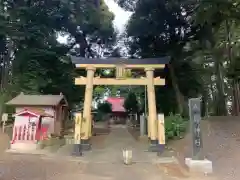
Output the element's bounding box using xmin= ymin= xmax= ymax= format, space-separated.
xmin=97 ymin=102 xmax=112 ymax=114
xmin=124 ymin=92 xmax=139 ymax=114
xmin=0 ymin=0 xmax=116 ymax=114
xmin=123 ymin=0 xmax=203 ymax=116
xmin=115 ymin=0 xmax=240 ymax=117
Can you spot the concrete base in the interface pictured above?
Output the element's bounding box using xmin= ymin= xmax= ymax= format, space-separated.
xmin=185 ymin=158 xmax=213 ymax=174
xmin=148 ymin=140 xmax=164 ymax=152
xmin=10 ymin=142 xmax=37 ymax=151
xmin=81 ymin=139 xmax=91 ymax=151
xmin=72 ymin=144 xmax=83 ymax=156
xmin=157 ymin=144 xmax=165 ymax=156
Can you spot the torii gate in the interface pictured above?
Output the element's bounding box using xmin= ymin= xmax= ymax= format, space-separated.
xmin=70 ymin=56 xmax=170 ymax=153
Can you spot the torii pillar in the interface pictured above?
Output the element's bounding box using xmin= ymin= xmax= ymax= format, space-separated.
xmin=145 ymin=68 xmax=158 ymax=152
xmin=81 ymin=66 xmax=95 ymax=150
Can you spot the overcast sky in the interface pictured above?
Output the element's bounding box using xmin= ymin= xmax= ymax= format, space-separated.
xmin=57 ymin=0 xmax=131 ymax=43
xmin=104 ymin=0 xmax=132 ymax=33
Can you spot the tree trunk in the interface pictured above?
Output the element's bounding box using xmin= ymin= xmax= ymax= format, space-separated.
xmin=209 ymin=73 xmax=216 ymax=114
xmin=201 ymin=88 xmax=209 ymax=117
xmin=225 ymin=20 xmax=240 ymax=115
xmin=232 ymin=81 xmax=240 ymax=115
xmin=214 ymin=57 xmax=227 ymax=115
xmin=168 ymin=62 xmax=185 ymax=115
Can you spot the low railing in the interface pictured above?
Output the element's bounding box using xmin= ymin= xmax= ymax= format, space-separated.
xmin=11 ymin=125 xmax=48 ymax=144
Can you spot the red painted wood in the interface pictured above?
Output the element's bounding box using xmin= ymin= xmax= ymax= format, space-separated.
xmin=106 ymin=97 xmax=126 ymax=112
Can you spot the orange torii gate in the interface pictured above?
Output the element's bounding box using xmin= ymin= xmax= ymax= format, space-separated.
xmin=70 ymin=56 xmax=170 ymax=154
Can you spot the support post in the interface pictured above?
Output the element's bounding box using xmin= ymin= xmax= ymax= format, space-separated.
xmin=145 ymin=68 xmax=158 ymax=152
xmin=82 ymin=66 xmax=95 ymax=150
xmin=1 ymin=113 xmax=8 ymax=133
xmin=140 ymin=114 xmax=147 ymax=136
xmin=157 ymin=114 xmax=165 ymax=156
xmin=147 ymin=115 xmax=150 ymax=138
xmin=72 ymin=112 xmax=83 ymax=156
xmin=88 ymin=114 xmax=92 ymax=137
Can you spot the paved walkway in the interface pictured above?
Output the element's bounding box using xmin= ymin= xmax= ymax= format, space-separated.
xmin=56 ymin=125 xmax=173 ymax=180
xmin=80 ymin=125 xmax=157 ymax=163
xmin=0 ymin=125 xmax=173 ymax=180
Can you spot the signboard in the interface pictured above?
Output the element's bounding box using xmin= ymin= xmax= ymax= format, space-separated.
xmin=1 ymin=113 xmax=8 ymax=133
xmin=1 ymin=113 xmax=8 ymax=122
xmin=188 ymin=98 xmax=204 ymax=160
xmin=116 ymin=65 xmax=126 ymax=79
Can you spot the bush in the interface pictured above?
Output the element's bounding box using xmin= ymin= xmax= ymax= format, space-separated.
xmin=165 ymin=113 xmax=188 ymax=141
xmin=95 ymin=112 xmax=104 ymax=122
xmin=97 ymin=102 xmax=112 ymax=114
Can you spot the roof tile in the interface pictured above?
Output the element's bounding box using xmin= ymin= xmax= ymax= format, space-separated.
xmin=6 ymin=93 xmax=68 ymax=106
xmin=106 ymin=97 xmax=125 ymax=112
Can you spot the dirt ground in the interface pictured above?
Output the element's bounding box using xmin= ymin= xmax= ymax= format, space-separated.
xmin=0 ymin=154 xmax=87 ymax=180
xmin=0 ymin=131 xmax=10 ymax=153
xmin=1 ymin=117 xmax=240 ymax=180
xmin=167 ymin=116 xmax=240 ymax=180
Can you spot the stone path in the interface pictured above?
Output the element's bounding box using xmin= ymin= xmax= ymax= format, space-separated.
xmin=80 ymin=125 xmax=157 ymax=163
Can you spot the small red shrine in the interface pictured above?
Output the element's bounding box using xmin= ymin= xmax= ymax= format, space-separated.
xmin=6 ymin=92 xmax=68 ymax=151
xmin=11 ymin=108 xmax=53 ymax=144
xmin=106 ymin=97 xmax=127 ymax=124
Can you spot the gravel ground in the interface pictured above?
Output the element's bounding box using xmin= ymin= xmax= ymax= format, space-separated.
xmin=2 ymin=117 xmax=240 ymax=180
xmin=0 ymin=154 xmax=86 ymax=180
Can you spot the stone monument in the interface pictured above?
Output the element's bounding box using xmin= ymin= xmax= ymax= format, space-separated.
xmin=185 ymin=98 xmax=212 ymax=174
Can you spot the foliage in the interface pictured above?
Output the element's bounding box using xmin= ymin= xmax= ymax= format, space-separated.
xmin=97 ymin=102 xmax=112 ymax=114
xmin=164 ymin=113 xmax=188 ymax=141
xmin=0 ymin=0 xmax=115 ymax=112
xmin=124 ymin=91 xmax=139 ymax=114
xmin=112 ymin=0 xmax=240 ymax=116
xmin=96 ymin=101 xmax=112 ymax=122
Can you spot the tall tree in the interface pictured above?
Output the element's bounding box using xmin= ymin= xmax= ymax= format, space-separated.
xmin=124 ymin=0 xmax=203 ymax=116
xmin=124 ymin=92 xmax=139 ymax=114
xmin=0 ymin=0 xmax=116 ymax=112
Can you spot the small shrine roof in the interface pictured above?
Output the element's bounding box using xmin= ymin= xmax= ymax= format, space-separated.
xmin=14 ymin=108 xmax=53 ymax=117
xmin=106 ymin=97 xmax=125 ymax=112
xmin=6 ymin=92 xmax=68 ymax=106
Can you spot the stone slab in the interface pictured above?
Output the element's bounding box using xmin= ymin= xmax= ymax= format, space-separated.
xmin=10 ymin=143 xmax=37 ymax=151
xmin=185 ymin=158 xmax=213 ymax=174
xmin=153 ymin=156 xmax=178 ymax=164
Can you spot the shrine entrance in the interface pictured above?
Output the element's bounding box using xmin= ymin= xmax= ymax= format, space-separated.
xmin=70 ymin=56 xmax=170 ymax=153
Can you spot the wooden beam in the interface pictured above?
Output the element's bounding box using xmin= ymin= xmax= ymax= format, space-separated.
xmin=75 ymin=64 xmax=165 ymax=69
xmin=75 ymin=77 xmax=165 ymax=86
xmin=70 ymin=56 xmax=170 ymax=65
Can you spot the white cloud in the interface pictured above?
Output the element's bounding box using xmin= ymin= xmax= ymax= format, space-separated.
xmin=104 ymin=0 xmax=132 ymax=33
xmin=57 ymin=1 xmax=131 ymax=44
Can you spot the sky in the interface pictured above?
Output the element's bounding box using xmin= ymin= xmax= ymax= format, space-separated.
xmin=57 ymin=0 xmax=131 ymax=43
xmin=104 ymin=0 xmax=132 ymax=33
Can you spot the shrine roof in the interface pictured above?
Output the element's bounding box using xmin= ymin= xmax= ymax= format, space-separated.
xmin=14 ymin=108 xmax=53 ymax=117
xmin=6 ymin=92 xmax=68 ymax=106
xmin=70 ymin=56 xmax=170 ymax=65
xmin=106 ymin=97 xmax=125 ymax=112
